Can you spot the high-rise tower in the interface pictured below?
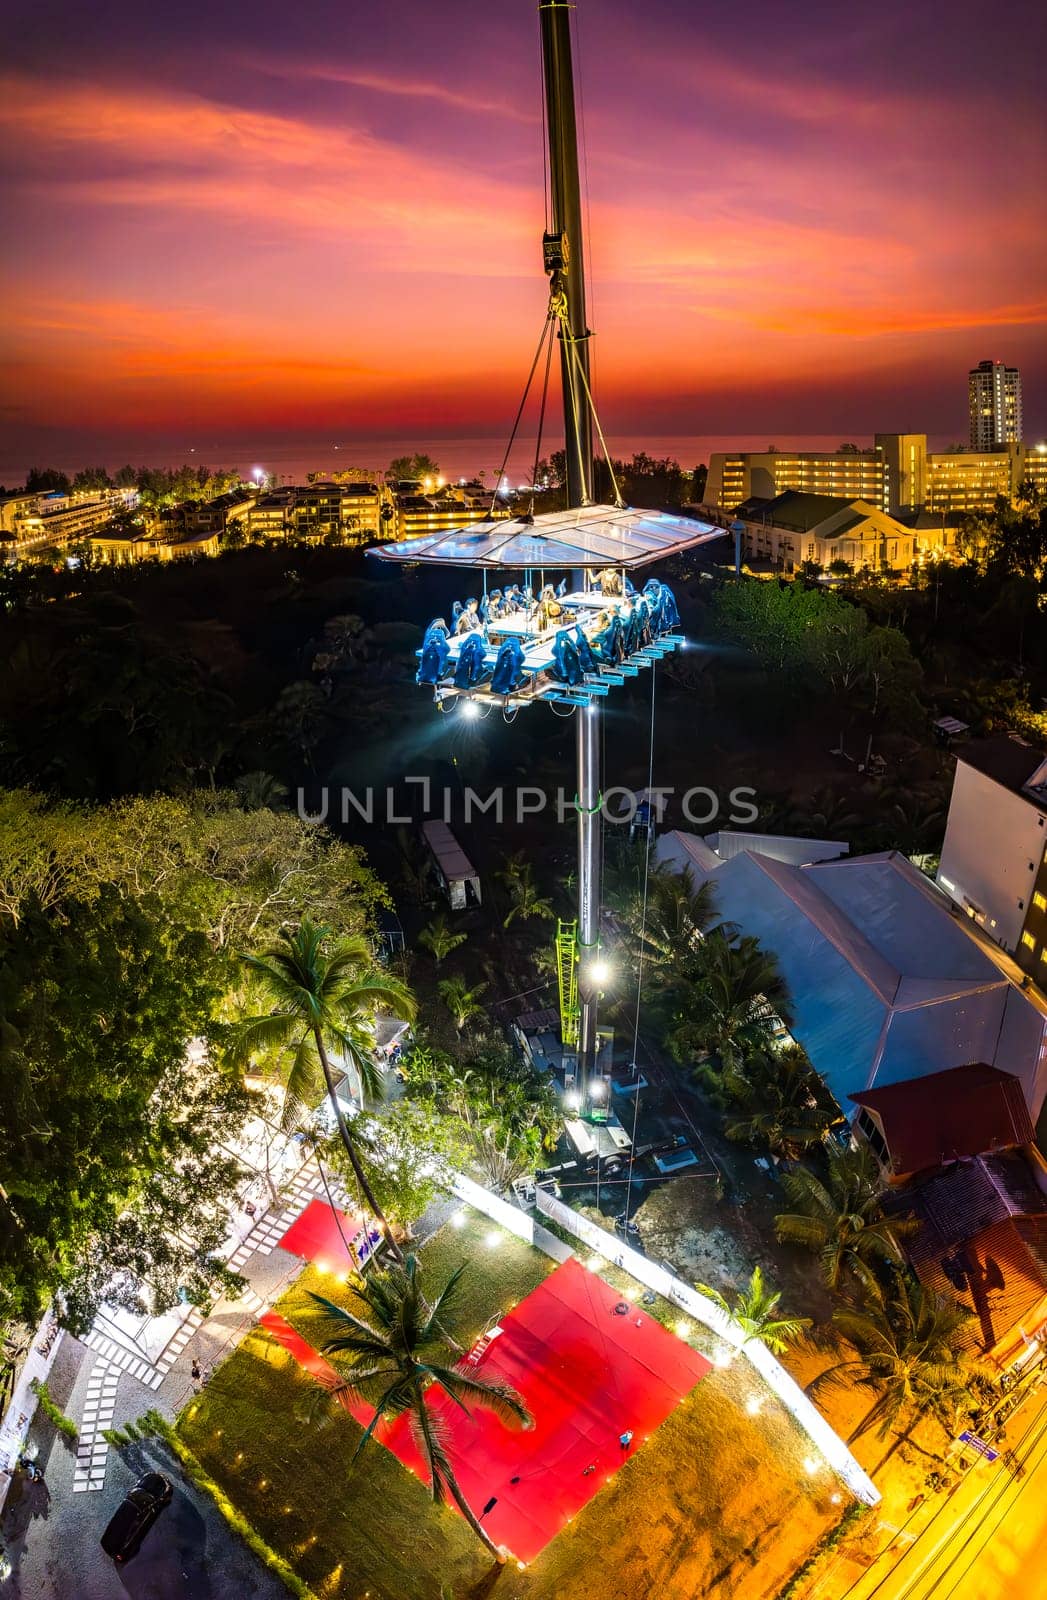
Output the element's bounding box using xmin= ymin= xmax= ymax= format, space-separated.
xmin=969 ymin=359 xmax=1022 ymax=450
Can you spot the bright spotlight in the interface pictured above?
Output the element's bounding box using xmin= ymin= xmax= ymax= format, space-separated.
xmin=589 ymin=1078 xmax=607 ymax=1100
xmin=745 ymin=1395 xmax=762 ymax=1415
xmin=803 ymin=1456 xmax=819 ymax=1476
xmin=461 ymin=699 xmax=480 ymax=720
xmin=485 ymin=1229 xmax=500 ymax=1248
xmin=565 ymin=1090 xmax=580 ymax=1111
xmin=451 ymin=1210 xmax=466 ymax=1228
xmin=674 ymin=1319 xmax=690 ymax=1338
xmin=588 ymin=958 xmax=611 ymax=986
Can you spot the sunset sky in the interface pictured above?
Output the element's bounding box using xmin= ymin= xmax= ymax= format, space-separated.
xmin=2 ymin=0 xmax=1045 ymax=469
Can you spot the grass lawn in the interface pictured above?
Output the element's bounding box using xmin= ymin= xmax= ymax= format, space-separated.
xmin=179 ymin=1210 xmax=840 ymax=1599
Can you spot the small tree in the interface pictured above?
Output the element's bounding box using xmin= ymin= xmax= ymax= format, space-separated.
xmin=307 ymin=1257 xmax=532 ymax=1560
xmin=417 ymin=914 xmax=467 ymax=965
xmin=437 ymin=976 xmax=488 ymax=1032
xmin=503 ymin=870 xmax=554 ymax=927
xmin=808 ymin=1276 xmax=973 ymax=1464
xmin=775 ymin=1143 xmax=914 ymax=1294
xmin=697 ymin=1266 xmax=811 ymax=1354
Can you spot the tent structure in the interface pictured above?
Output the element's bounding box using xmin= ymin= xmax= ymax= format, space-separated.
xmin=676 ymin=848 xmax=1047 ymax=1119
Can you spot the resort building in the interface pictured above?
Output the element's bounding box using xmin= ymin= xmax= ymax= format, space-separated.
xmin=704 ymin=449 xmax=888 ymax=514
xmin=706 ymin=433 xmax=1044 ymax=522
xmin=5 ymin=489 xmax=137 ymax=550
xmin=937 ymin=735 xmax=1047 ymax=982
xmin=729 ymin=491 xmax=926 ymax=574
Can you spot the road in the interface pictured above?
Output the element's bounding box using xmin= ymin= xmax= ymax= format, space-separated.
xmin=821 ymin=1389 xmax=1047 ymax=1600
xmin=2 ymin=1436 xmax=287 ymax=1600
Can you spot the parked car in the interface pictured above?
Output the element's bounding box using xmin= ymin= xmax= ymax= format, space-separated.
xmin=100 ymin=1471 xmax=173 ymax=1563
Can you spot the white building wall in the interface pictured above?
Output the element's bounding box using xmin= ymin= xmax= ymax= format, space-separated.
xmin=938 ymin=762 xmax=1047 ymax=950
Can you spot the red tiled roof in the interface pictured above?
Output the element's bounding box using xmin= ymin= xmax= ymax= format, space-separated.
xmin=913 ymin=1215 xmax=1047 ymax=1356
xmin=851 ymin=1063 xmax=1034 ymax=1174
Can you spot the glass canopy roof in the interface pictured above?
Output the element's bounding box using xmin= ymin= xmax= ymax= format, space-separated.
xmin=367 ymin=503 xmax=726 ymax=571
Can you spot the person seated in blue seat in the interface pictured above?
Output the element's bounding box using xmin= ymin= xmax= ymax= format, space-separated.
xmin=454 ymin=631 xmax=489 ymax=688
xmin=486 ymin=588 xmax=506 ymax=621
xmin=634 ymin=594 xmax=653 ymax=648
xmin=531 ymin=583 xmax=565 ymax=633
xmin=621 ymin=598 xmax=643 ymax=655
xmin=417 ymin=619 xmax=451 ymax=684
xmin=491 ymin=635 xmax=526 ymax=695
xmin=588 ymin=609 xmax=625 ymax=665
xmin=595 ymin=566 xmax=624 ymax=596
xmin=573 ymin=625 xmax=598 ymax=675
xmin=551 ymin=629 xmax=584 ymax=686
xmin=643 ymin=578 xmax=679 ymax=631
xmin=456 ymin=597 xmax=482 ymax=634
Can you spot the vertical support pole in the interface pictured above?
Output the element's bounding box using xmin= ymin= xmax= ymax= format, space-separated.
xmin=576 ymin=699 xmax=601 ymax=1100
xmin=540 ymin=0 xmax=593 ymax=509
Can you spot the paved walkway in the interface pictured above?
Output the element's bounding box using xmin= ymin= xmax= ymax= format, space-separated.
xmin=1 ymin=1160 xmax=347 ymax=1595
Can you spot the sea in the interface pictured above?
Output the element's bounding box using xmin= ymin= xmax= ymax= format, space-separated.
xmin=0 ymin=433 xmax=918 ymax=491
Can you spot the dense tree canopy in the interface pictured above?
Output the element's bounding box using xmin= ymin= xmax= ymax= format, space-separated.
xmin=0 ymin=888 xmax=248 ymax=1332
xmin=0 ymin=789 xmax=389 ymax=1333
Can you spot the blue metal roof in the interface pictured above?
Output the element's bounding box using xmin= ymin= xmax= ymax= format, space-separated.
xmin=679 ymin=848 xmax=1047 ymax=1120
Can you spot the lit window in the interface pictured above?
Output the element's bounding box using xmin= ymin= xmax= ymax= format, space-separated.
xmin=1035 ymin=894 xmax=1047 ymax=912
xmin=1022 ymin=931 xmax=1036 ymax=952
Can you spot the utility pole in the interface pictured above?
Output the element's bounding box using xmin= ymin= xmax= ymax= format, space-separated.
xmin=539 ymin=0 xmax=602 ymax=1104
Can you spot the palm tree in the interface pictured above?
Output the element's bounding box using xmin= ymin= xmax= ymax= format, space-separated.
xmin=417 ymin=914 xmax=467 ymax=965
xmin=667 ymin=929 xmax=792 ymax=1068
xmin=775 ymin=1142 xmax=914 ymax=1295
xmin=438 ymin=976 xmax=488 ymax=1032
xmin=502 ymin=868 xmax=554 ymax=928
xmin=233 ymin=770 xmax=289 ymax=810
xmin=307 ymin=1256 xmax=533 ymax=1560
xmin=723 ymin=1045 xmax=841 ymax=1158
xmin=697 ymin=1265 xmax=811 ymax=1355
xmin=628 ymin=864 xmax=718 ymax=985
xmin=232 ymin=918 xmax=415 ymax=1261
xmin=808 ymin=1276 xmax=973 ymax=1463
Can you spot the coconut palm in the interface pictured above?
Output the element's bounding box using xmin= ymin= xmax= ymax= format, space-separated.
xmin=697 ymin=1265 xmax=811 ymax=1354
xmin=417 ymin=914 xmax=467 ymax=966
xmin=722 ymin=1045 xmax=841 ymax=1158
xmin=437 ymin=976 xmax=488 ymax=1032
xmin=628 ymin=864 xmax=718 ymax=985
xmin=232 ymin=918 xmax=415 ymax=1260
xmin=308 ymin=1256 xmax=533 ymax=1559
xmin=502 ymin=868 xmax=554 ymax=928
xmin=775 ymin=1142 xmax=914 ymax=1294
xmin=667 ymin=929 xmax=792 ymax=1068
xmin=808 ymin=1275 xmax=973 ymax=1461
xmin=233 ymin=770 xmax=289 ymax=810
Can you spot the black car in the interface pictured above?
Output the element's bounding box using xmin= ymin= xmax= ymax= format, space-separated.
xmin=100 ymin=1471 xmax=173 ymax=1564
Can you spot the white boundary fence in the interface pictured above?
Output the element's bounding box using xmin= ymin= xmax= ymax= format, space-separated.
xmin=452 ymin=1173 xmax=535 ymax=1243
xmin=534 ymin=1189 xmax=880 ymax=1506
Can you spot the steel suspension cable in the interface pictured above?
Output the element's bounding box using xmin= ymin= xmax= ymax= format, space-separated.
xmin=528 ymin=314 xmax=557 ymax=517
xmin=489 ymin=311 xmax=557 ymax=518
